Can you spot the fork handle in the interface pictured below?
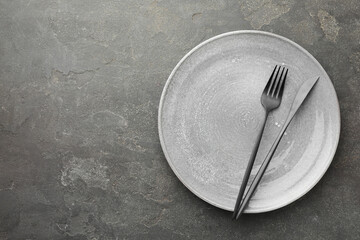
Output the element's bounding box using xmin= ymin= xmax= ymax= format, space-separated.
xmin=235 ymin=115 xmax=290 ymax=219
xmin=232 ymin=111 xmax=269 ymax=219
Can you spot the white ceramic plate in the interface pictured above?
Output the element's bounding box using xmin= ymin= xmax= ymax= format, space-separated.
xmin=158 ymin=30 xmax=340 ymax=213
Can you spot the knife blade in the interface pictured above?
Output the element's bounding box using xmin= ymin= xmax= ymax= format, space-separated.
xmin=235 ymin=76 xmax=319 ymax=219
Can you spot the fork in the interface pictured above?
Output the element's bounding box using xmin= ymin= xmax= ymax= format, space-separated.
xmin=232 ymin=65 xmax=288 ymax=219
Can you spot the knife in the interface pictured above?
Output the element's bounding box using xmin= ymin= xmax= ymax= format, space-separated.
xmin=235 ymin=76 xmax=319 ymax=219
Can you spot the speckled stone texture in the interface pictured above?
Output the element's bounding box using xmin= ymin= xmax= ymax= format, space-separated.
xmin=0 ymin=0 xmax=359 ymax=239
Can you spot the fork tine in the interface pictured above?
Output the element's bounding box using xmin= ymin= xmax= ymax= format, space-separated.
xmin=266 ymin=65 xmax=280 ymax=95
xmin=276 ymin=68 xmax=288 ymax=98
xmin=264 ymin=65 xmax=278 ymax=93
xmin=271 ymin=67 xmax=285 ymax=97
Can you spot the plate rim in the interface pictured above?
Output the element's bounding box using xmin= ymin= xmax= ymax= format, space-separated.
xmin=158 ymin=30 xmax=341 ymax=213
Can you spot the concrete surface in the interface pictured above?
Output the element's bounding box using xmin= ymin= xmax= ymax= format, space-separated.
xmin=0 ymin=0 xmax=359 ymax=239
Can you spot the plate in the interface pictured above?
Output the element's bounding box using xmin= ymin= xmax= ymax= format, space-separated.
xmin=158 ymin=30 xmax=340 ymax=213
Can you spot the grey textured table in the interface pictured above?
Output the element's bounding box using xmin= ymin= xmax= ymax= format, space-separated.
xmin=0 ymin=0 xmax=359 ymax=239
